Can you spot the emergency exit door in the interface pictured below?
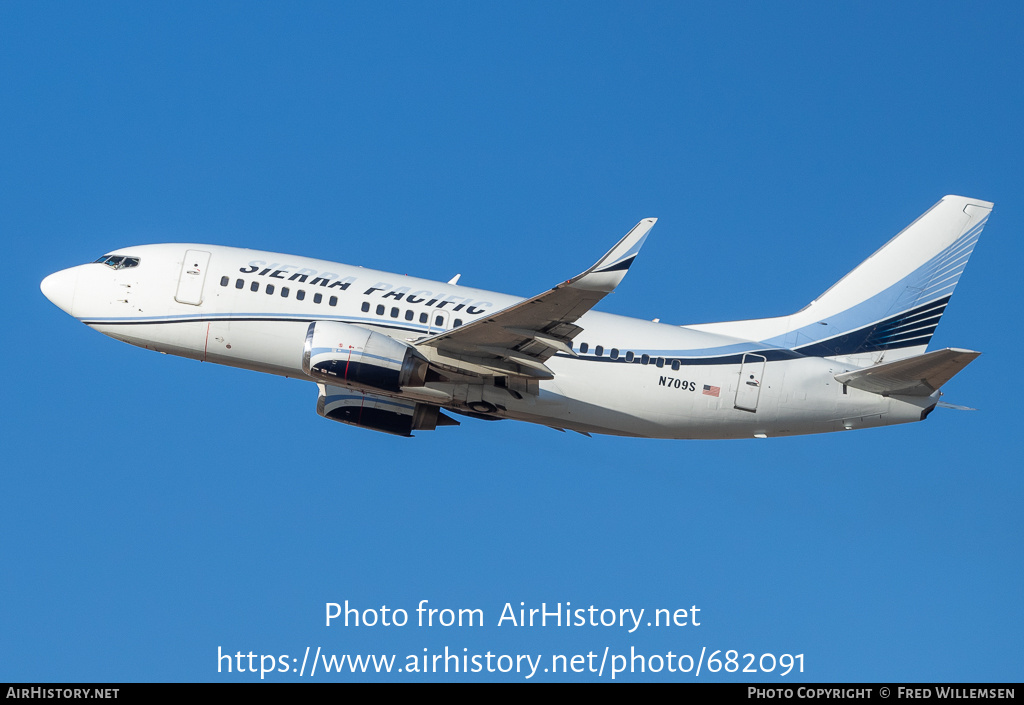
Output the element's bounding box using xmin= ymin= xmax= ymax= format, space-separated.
xmin=428 ymin=308 xmax=449 ymax=334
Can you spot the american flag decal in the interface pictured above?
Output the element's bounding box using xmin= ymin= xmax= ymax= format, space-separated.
xmin=703 ymin=384 xmax=720 ymax=397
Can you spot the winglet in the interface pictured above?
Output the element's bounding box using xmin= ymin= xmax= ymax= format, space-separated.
xmin=564 ymin=218 xmax=656 ymax=293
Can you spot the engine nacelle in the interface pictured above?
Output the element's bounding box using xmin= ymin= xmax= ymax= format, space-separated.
xmin=302 ymin=321 xmax=427 ymax=393
xmin=317 ymin=385 xmax=459 ymax=437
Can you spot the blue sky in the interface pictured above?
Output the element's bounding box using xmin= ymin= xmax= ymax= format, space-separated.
xmin=2 ymin=2 xmax=1021 ymax=682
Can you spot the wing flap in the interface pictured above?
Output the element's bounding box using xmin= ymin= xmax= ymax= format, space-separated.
xmin=834 ymin=347 xmax=981 ymax=396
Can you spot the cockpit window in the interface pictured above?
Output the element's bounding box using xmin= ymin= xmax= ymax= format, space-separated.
xmin=94 ymin=255 xmax=140 ymax=269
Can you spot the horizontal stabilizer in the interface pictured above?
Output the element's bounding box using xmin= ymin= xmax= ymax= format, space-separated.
xmin=936 ymin=401 xmax=977 ymax=411
xmin=834 ymin=348 xmax=980 ymax=396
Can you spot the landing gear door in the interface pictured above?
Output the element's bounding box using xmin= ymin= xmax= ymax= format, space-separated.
xmin=175 ymin=250 xmax=212 ymax=306
xmin=735 ymin=353 xmax=767 ymax=412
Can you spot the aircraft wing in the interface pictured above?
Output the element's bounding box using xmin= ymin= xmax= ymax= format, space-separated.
xmin=414 ymin=218 xmax=656 ymax=379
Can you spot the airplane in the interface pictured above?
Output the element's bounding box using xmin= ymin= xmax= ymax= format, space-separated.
xmin=40 ymin=195 xmax=990 ymax=439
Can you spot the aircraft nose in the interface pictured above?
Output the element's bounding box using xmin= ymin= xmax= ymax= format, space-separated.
xmin=41 ymin=267 xmax=79 ymax=316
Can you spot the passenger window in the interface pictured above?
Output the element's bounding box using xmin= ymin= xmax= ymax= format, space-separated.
xmin=361 ymin=302 xmax=370 ymax=312
xmin=579 ymin=342 xmax=589 ymax=354
xmin=235 ymin=279 xmax=244 ymax=289
xmin=296 ymin=290 xmax=305 ymax=301
xmin=641 ymin=354 xmax=650 ymax=365
xmin=656 ymin=357 xmax=664 ymax=368
xmin=220 ymin=276 xmax=229 ymax=287
xmin=454 ymin=318 xmax=463 ymax=327
xmin=610 ymin=348 xmax=619 ymax=360
xmin=391 ymin=307 xmax=400 ymax=318
xmin=435 ymin=315 xmax=444 ymax=327
xmin=281 ymin=287 xmax=289 ymax=297
xmin=625 ymin=351 xmax=634 ymax=362
xmin=595 ymin=345 xmax=604 ymax=357
xmin=419 ymin=312 xmax=428 ymax=323
xmin=405 ymin=310 xmax=414 ymax=321
xmin=266 ymin=284 xmax=275 ymax=295
xmin=329 ymin=296 xmax=338 ymax=307
xmin=314 ymin=293 xmax=323 ymax=304
xmin=376 ymin=305 xmax=385 ymax=316
xmin=671 ymin=360 xmax=680 ymax=371
xmin=250 ymin=281 xmax=259 ymax=292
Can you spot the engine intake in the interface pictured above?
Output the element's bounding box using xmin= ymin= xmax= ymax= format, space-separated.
xmin=302 ymin=321 xmax=427 ymax=393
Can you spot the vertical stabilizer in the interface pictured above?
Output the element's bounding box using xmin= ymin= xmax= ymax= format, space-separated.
xmin=690 ymin=195 xmax=992 ymax=363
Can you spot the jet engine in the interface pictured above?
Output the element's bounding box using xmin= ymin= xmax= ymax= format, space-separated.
xmin=302 ymin=321 xmax=428 ymax=393
xmin=316 ymin=385 xmax=458 ymax=436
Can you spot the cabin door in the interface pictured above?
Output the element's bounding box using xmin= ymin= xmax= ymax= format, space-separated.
xmin=175 ymin=250 xmax=212 ymax=306
xmin=734 ymin=353 xmax=767 ymax=412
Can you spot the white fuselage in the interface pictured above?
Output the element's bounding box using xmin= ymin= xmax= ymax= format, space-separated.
xmin=43 ymin=243 xmax=933 ymax=438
